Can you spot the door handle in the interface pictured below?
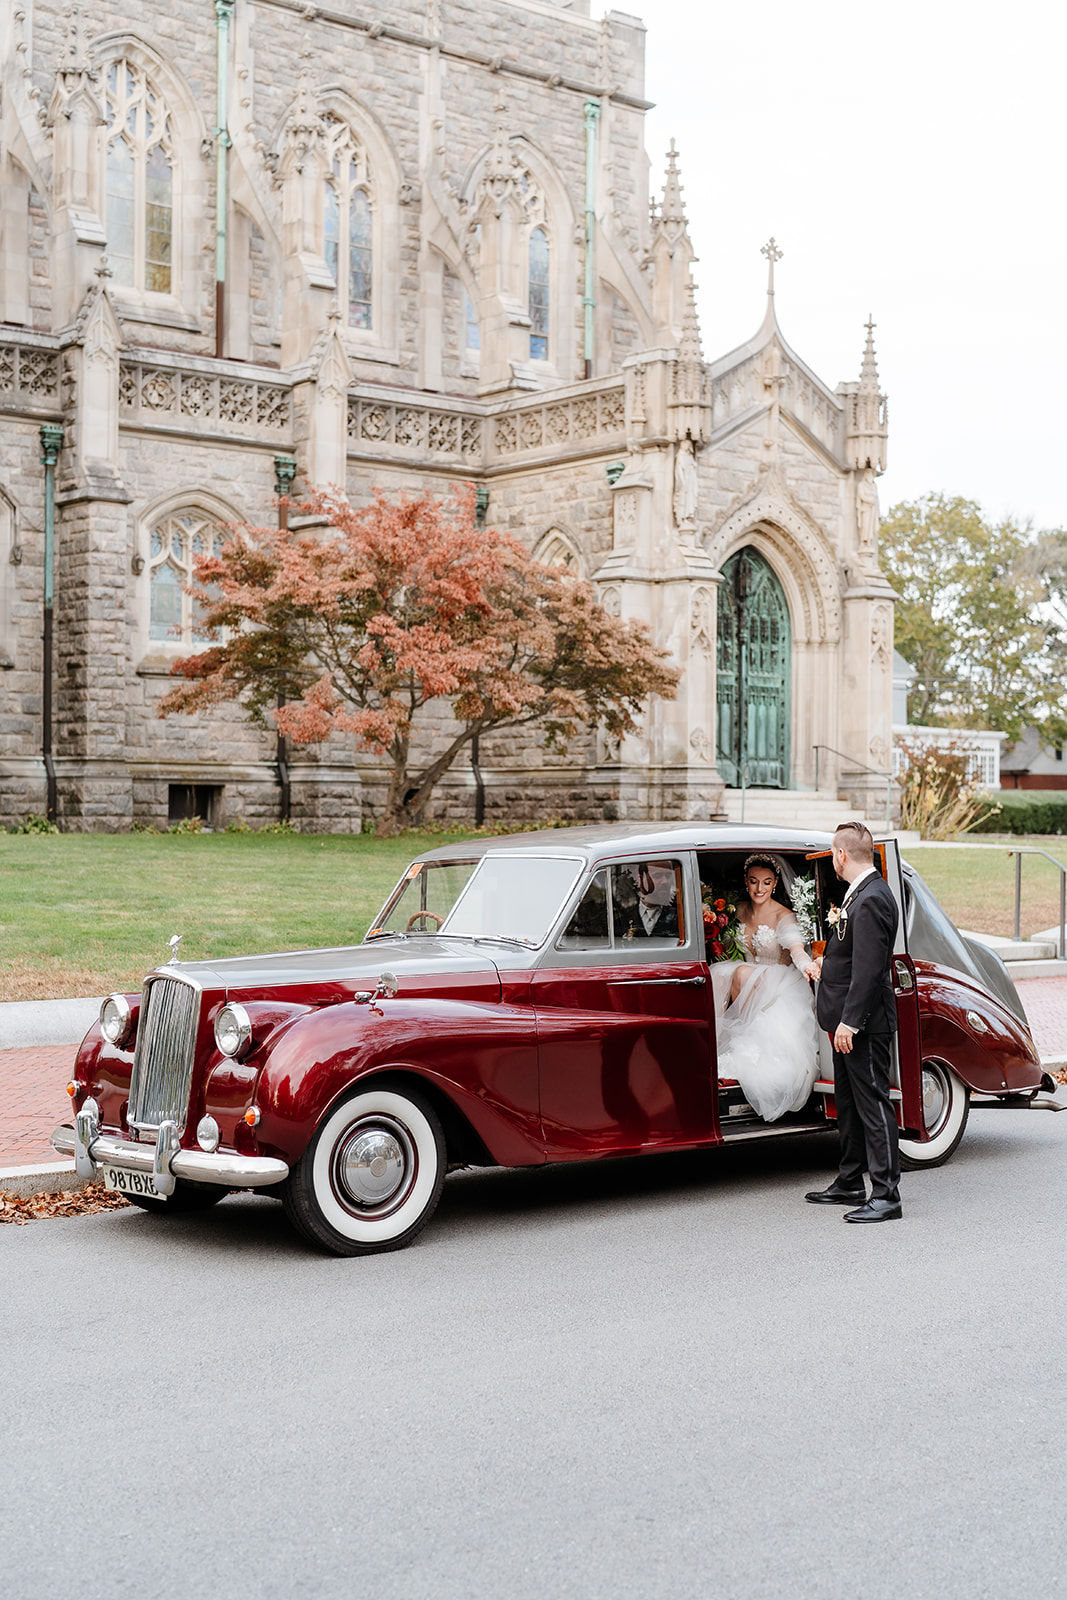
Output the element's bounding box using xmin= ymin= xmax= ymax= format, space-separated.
xmin=610 ymin=976 xmax=705 ymax=987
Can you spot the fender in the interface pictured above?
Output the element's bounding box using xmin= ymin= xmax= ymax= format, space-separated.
xmin=915 ymin=963 xmax=1042 ymax=1096
xmin=252 ymin=996 xmax=543 ymax=1168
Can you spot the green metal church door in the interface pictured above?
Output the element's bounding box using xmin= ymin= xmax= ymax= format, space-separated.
xmin=716 ymin=547 xmax=791 ymax=787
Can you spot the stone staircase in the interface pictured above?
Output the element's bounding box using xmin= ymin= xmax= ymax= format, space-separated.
xmin=721 ymin=787 xmax=900 ymax=837
xmin=964 ymin=929 xmax=1067 ymax=982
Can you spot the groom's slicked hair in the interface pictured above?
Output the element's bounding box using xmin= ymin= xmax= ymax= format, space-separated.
xmin=834 ymin=821 xmax=875 ymax=863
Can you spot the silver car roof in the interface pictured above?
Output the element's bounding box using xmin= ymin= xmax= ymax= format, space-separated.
xmin=414 ymin=820 xmax=836 ymax=866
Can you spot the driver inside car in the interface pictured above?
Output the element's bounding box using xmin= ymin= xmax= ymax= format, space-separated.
xmin=623 ymin=861 xmax=679 ymax=940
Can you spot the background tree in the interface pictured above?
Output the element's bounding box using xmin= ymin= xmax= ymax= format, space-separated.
xmin=159 ymin=485 xmax=679 ymax=834
xmin=879 ymin=493 xmax=1066 ymax=741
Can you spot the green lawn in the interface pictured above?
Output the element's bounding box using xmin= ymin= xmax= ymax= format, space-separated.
xmin=905 ymin=835 xmax=1067 ymax=940
xmin=2 ymin=828 xmax=1065 ymax=1002
xmin=0 ymin=831 xmax=480 ymax=1001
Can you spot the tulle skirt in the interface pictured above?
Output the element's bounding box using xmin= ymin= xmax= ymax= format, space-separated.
xmin=709 ymin=961 xmax=820 ymax=1123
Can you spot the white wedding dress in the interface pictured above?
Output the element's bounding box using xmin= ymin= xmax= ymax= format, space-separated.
xmin=709 ymin=916 xmax=820 ymax=1122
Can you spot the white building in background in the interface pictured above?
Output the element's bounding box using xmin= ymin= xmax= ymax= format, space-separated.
xmin=0 ymin=0 xmax=895 ymax=830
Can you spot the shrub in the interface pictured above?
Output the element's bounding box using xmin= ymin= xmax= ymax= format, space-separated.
xmin=10 ymin=814 xmax=59 ymax=835
xmin=896 ymin=740 xmax=992 ymax=840
xmin=973 ymin=791 xmax=1067 ymax=835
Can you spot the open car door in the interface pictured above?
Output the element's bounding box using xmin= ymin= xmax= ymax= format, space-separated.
xmin=806 ymin=840 xmax=924 ymax=1140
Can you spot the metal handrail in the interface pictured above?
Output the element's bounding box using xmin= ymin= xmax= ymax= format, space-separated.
xmin=1008 ymin=849 xmax=1066 ymax=960
xmin=812 ymin=744 xmax=894 ymax=831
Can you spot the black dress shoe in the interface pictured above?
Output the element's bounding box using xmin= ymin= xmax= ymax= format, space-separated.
xmin=844 ymin=1197 xmax=902 ymax=1223
xmin=805 ymin=1184 xmax=867 ymax=1205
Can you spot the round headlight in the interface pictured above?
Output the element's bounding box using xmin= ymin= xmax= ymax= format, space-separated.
xmin=100 ymin=994 xmax=134 ymax=1048
xmin=197 ymin=1114 xmax=221 ymax=1153
xmin=215 ymin=1003 xmax=252 ymax=1059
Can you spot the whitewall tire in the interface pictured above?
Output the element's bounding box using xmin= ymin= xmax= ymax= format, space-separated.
xmin=283 ymin=1082 xmax=447 ymax=1256
xmin=899 ymin=1060 xmax=970 ymax=1170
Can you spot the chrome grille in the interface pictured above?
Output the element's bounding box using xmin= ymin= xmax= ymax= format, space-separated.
xmin=128 ymin=974 xmax=200 ymax=1133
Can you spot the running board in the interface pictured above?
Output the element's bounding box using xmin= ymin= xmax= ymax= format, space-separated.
xmin=814 ymin=1080 xmax=902 ymax=1101
xmin=720 ymin=1120 xmax=830 ymax=1143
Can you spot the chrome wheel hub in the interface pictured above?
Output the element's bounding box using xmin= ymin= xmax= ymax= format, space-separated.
xmin=335 ymin=1118 xmax=412 ymax=1212
xmin=922 ymin=1067 xmax=949 ymax=1136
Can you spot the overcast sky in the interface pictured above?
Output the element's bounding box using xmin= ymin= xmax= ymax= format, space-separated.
xmin=590 ymin=0 xmax=1065 ymax=530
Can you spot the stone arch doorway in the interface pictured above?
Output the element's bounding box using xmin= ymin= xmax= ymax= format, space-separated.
xmin=716 ymin=546 xmax=792 ymax=787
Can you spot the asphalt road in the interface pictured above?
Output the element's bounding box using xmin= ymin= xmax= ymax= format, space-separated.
xmin=3 ymin=1111 xmax=1067 ymax=1600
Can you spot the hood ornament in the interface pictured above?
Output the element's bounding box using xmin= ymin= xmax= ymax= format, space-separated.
xmin=166 ymin=933 xmax=183 ymax=964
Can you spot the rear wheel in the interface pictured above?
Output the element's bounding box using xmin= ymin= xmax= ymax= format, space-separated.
xmin=899 ymin=1061 xmax=970 ymax=1169
xmin=282 ymin=1083 xmax=447 ymax=1256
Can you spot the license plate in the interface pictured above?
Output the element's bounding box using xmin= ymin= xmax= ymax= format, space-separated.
xmin=102 ymin=1166 xmax=167 ymax=1201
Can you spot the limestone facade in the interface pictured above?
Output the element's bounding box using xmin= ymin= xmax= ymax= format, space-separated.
xmin=0 ymin=0 xmax=894 ymax=830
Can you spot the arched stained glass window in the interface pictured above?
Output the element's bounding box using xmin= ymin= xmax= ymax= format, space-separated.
xmin=323 ymin=115 xmax=374 ymax=331
xmin=528 ymin=227 xmax=549 ymax=360
xmin=149 ymin=512 xmax=225 ymax=647
xmin=104 ymin=60 xmax=174 ymax=294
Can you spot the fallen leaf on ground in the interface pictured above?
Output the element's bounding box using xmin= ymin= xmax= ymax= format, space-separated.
xmin=0 ymin=1182 xmax=131 ymax=1224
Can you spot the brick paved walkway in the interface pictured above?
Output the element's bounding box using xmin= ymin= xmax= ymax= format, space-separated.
xmin=0 ymin=1044 xmax=77 ymax=1168
xmin=2 ymin=980 xmax=1066 ymax=1171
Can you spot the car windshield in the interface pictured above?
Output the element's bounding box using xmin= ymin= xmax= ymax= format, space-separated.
xmin=368 ymin=855 xmax=583 ymax=946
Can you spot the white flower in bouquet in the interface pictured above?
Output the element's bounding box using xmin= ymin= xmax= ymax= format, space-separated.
xmin=790 ymin=875 xmax=817 ymax=944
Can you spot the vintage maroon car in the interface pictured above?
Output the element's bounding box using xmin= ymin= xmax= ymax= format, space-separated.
xmin=53 ymin=822 xmax=1066 ymax=1254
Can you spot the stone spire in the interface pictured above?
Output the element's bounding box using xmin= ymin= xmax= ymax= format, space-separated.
xmin=678 ymin=276 xmax=703 ymax=365
xmin=648 ymin=142 xmax=695 ymax=343
xmin=660 ymin=140 xmax=687 ymax=236
xmin=479 ymin=95 xmax=522 ymax=217
xmin=280 ymin=39 xmax=325 ymax=173
xmin=845 ymin=316 xmax=888 ymax=472
xmin=859 ymin=315 xmax=880 ymax=390
xmin=47 ymin=4 xmax=103 ymax=127
xmin=669 ymin=278 xmax=710 ymax=444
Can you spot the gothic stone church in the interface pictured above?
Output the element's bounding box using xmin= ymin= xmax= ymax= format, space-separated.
xmin=0 ymin=0 xmax=894 ymax=831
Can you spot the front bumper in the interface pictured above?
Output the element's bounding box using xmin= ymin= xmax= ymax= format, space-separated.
xmin=52 ymin=1100 xmax=289 ymax=1196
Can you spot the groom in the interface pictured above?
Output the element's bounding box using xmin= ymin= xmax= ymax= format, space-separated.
xmin=806 ymin=821 xmax=902 ymax=1223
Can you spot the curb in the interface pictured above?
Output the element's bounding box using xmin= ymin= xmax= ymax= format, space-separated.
xmin=0 ymin=997 xmax=102 ymax=1050
xmin=0 ymin=1159 xmax=94 ymax=1200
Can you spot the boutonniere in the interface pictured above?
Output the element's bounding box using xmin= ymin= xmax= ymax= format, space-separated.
xmin=826 ymin=904 xmax=848 ymax=938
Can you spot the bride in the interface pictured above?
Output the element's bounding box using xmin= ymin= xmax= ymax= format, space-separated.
xmin=708 ymin=854 xmax=820 ymax=1122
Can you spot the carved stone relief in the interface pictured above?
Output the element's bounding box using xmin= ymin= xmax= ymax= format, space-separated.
xmin=690 ymin=586 xmax=713 ymax=656
xmin=871 ymin=604 xmax=892 ymax=672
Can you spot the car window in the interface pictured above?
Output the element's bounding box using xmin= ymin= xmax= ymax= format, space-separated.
xmin=442 ymin=854 xmax=583 ymax=945
xmin=558 ymin=868 xmax=611 ymax=949
xmin=557 ymin=859 xmax=685 ymax=950
xmin=368 ymin=860 xmax=478 ymax=937
xmin=903 ymin=869 xmax=1024 ymax=1023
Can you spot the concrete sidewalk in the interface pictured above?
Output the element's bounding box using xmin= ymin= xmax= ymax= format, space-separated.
xmin=2 ymin=978 xmax=1066 ymax=1200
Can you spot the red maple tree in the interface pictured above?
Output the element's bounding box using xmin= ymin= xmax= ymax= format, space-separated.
xmin=159 ymin=485 xmax=679 ymax=833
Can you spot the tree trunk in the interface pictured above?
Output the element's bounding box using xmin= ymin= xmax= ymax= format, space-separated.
xmin=375 ymin=721 xmax=484 ymax=835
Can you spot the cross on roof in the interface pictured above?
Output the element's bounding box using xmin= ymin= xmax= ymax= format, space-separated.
xmin=761 ymin=237 xmax=783 ymax=295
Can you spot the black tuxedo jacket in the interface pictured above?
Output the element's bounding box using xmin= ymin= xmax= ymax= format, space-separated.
xmin=816 ymin=871 xmax=899 ymax=1036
